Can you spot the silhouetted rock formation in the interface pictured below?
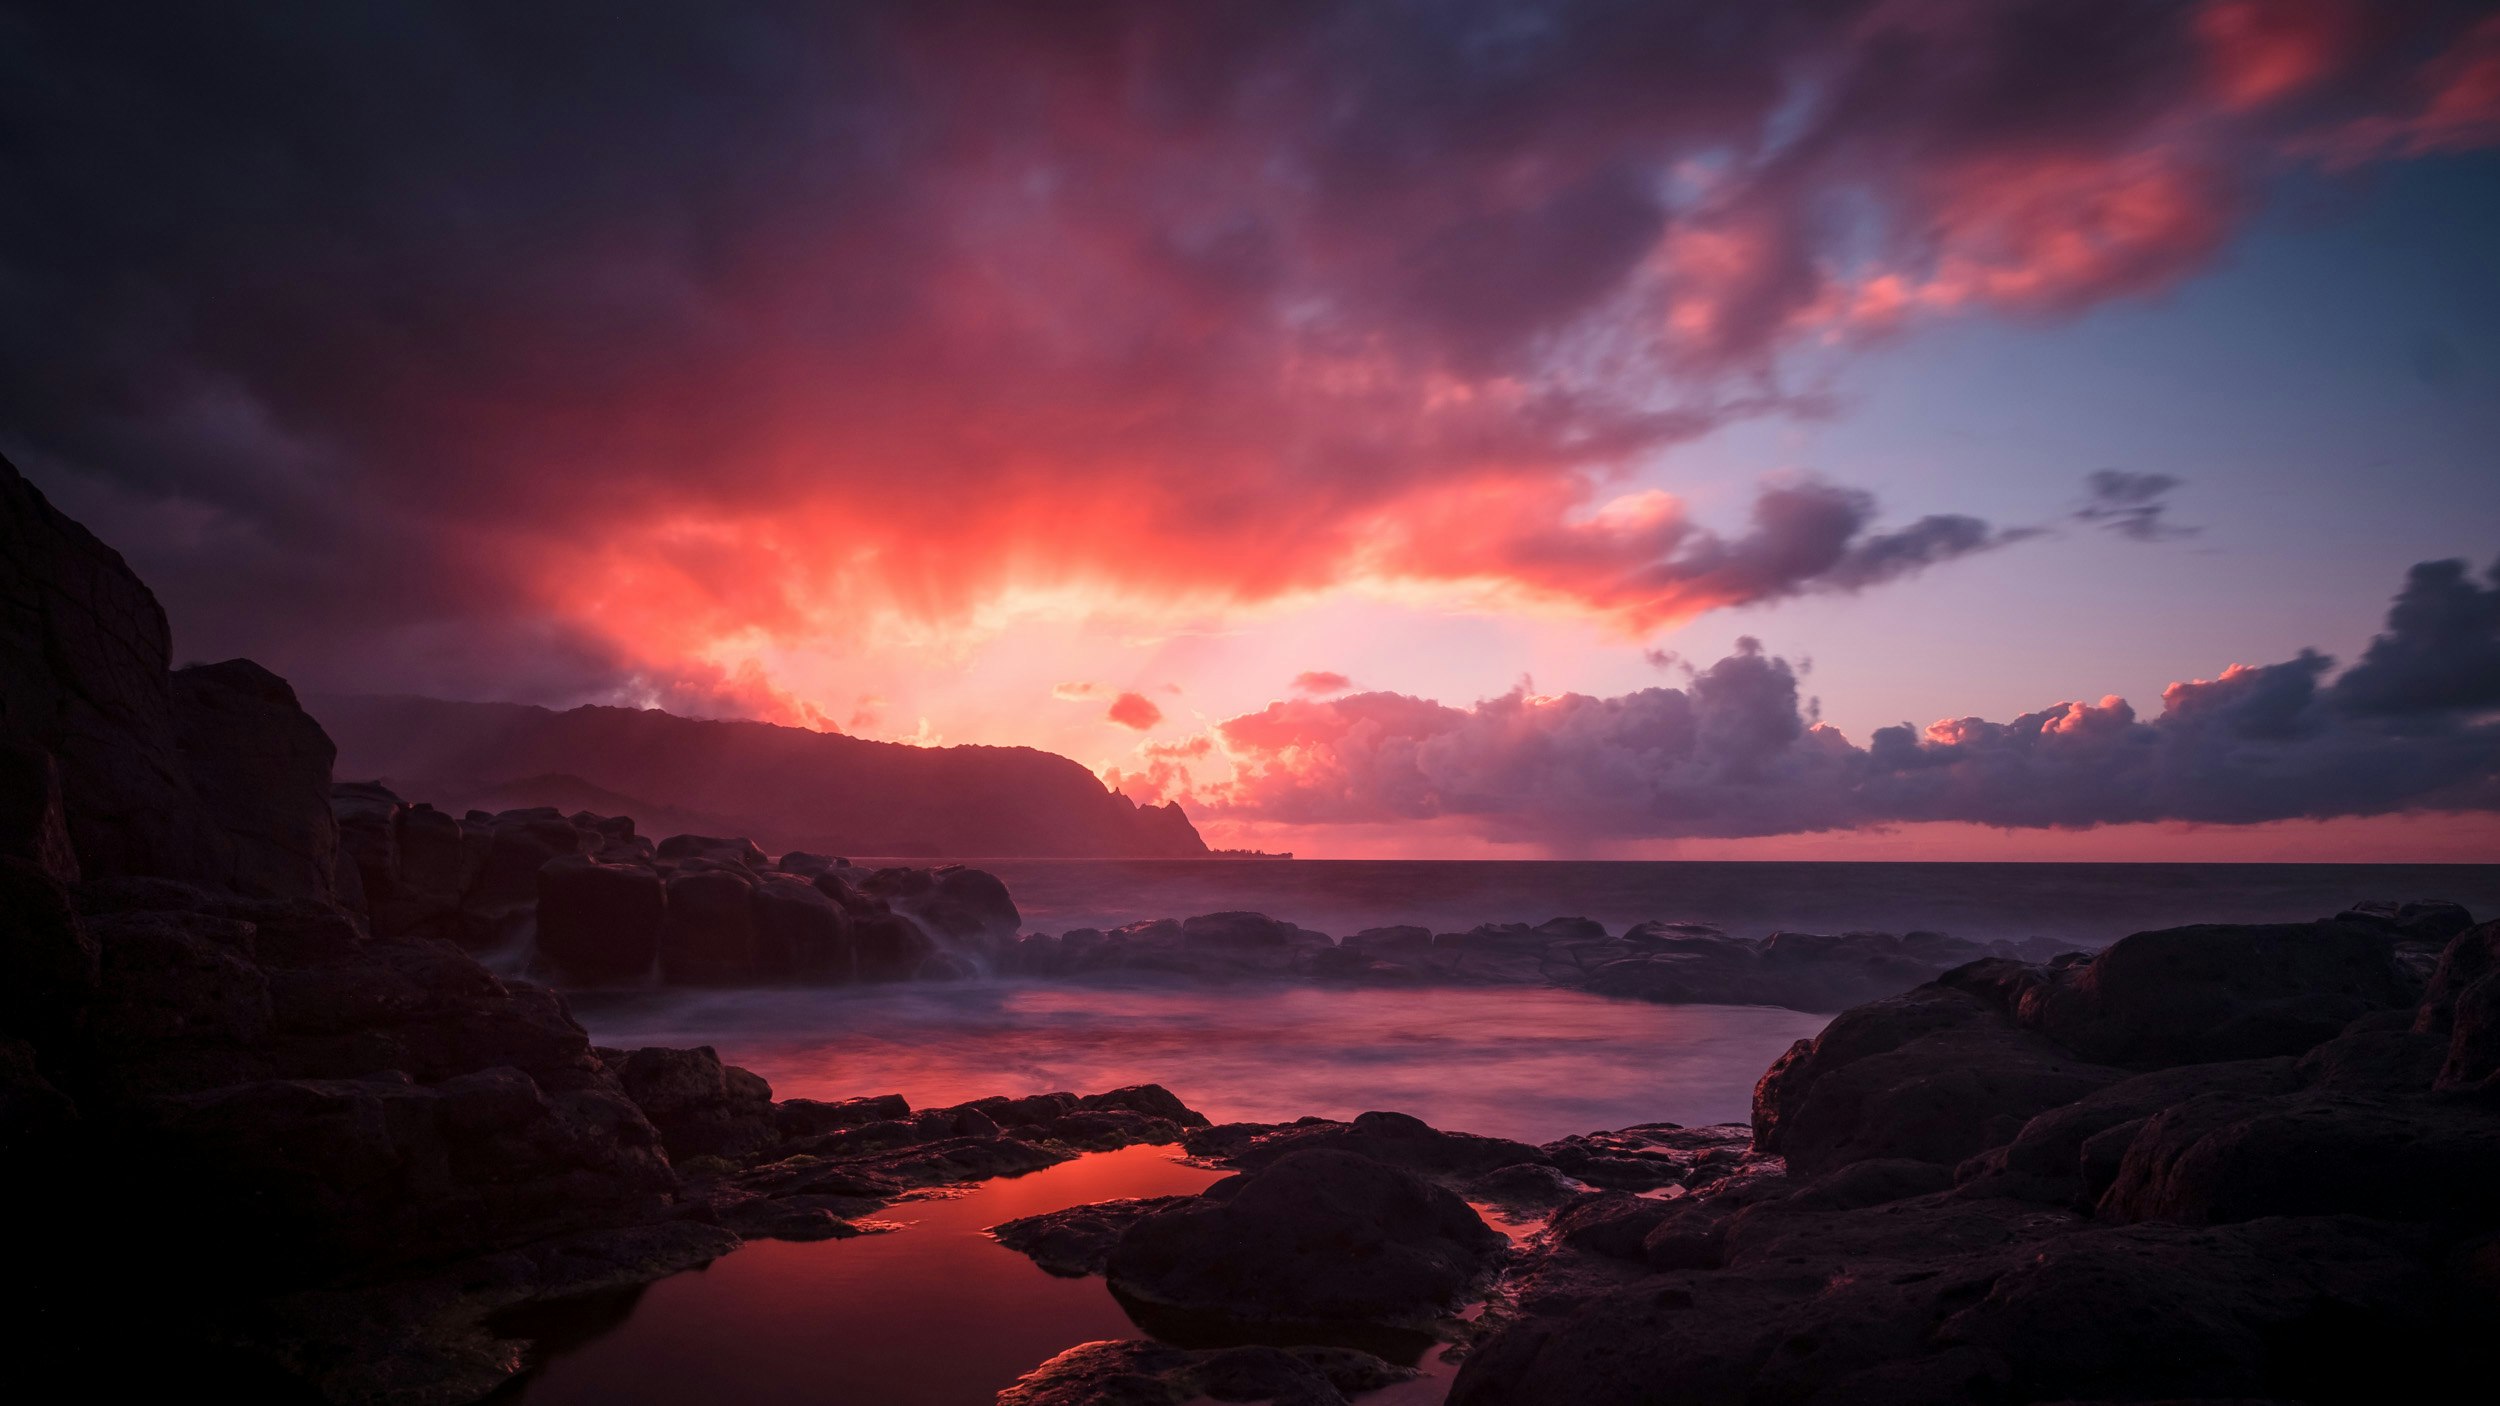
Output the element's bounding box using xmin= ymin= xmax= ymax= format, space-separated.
xmin=331 ymin=782 xmax=1026 ymax=984
xmin=2 ymin=453 xmax=1217 ymax=1400
xmin=1107 ymin=1148 xmax=1510 ymax=1330
xmin=986 ymin=911 xmax=2496 ymax=1404
xmin=1439 ymin=913 xmax=2500 ymax=1404
xmin=2 ymin=461 xmax=342 ymax=900
xmin=311 ymin=691 xmax=1210 ymax=858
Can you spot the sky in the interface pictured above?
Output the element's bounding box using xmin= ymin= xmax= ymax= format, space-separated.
xmin=4 ymin=0 xmax=2498 ymax=858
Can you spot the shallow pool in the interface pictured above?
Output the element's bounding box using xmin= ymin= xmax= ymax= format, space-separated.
xmin=517 ymin=983 xmax=1819 ymax=1403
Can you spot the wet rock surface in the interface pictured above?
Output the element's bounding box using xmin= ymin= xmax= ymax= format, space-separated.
xmin=10 ymin=452 xmax=2497 ymax=1403
xmin=1446 ymin=914 xmax=2500 ymax=1405
xmin=997 ymin=1339 xmax=1419 ymax=1406
xmin=1106 ymin=1148 xmax=1510 ymax=1329
xmin=3 ymin=453 xmax=1228 ymax=1403
xmin=993 ymin=1196 xmax=1202 ymax=1277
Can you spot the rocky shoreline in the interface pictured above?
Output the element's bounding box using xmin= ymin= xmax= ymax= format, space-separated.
xmin=7 ymin=450 xmax=2497 ymax=1403
xmin=980 ymin=900 xmax=2498 ymax=1405
xmin=328 ymin=781 xmax=2077 ymax=1016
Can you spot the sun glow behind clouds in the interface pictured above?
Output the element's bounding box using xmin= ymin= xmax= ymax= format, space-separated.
xmin=9 ymin=2 xmax=2500 ymax=853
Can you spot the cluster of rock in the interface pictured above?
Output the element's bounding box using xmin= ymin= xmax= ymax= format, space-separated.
xmin=1450 ymin=903 xmax=2500 ymax=1403
xmin=983 ymin=902 xmax=2497 ymax=1403
xmin=0 ymin=453 xmax=1212 ymax=1400
xmin=331 ymin=781 xmax=1022 ymax=986
xmin=315 ymin=811 xmax=2082 ymax=1014
xmin=998 ymin=910 xmax=2073 ymax=1013
xmin=985 ymin=1109 xmax=1770 ymax=1401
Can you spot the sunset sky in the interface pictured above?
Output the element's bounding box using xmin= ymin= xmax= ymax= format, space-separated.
xmin=5 ymin=1 xmax=2497 ymax=858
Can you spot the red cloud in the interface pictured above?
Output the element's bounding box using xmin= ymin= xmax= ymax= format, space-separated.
xmin=8 ymin=3 xmax=2495 ymax=715
xmin=1293 ymin=671 xmax=1354 ymax=695
xmin=1107 ymin=692 xmax=1164 ymax=730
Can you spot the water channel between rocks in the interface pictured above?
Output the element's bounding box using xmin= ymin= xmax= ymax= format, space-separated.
xmin=511 ymin=984 xmax=1820 ymax=1403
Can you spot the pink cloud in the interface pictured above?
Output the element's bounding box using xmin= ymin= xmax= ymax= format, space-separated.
xmin=1107 ymin=691 xmax=1164 ymax=730
xmin=1194 ymin=556 xmax=2500 ymax=840
xmin=9 ymin=3 xmax=2496 ymax=719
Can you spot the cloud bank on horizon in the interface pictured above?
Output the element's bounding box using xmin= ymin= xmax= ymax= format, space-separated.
xmin=1115 ymin=555 xmax=2500 ymax=840
xmin=4 ymin=1 xmax=2497 ymax=730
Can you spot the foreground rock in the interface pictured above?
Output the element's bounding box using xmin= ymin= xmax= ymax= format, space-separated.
xmin=1448 ymin=912 xmax=2500 ymax=1404
xmin=1107 ymin=1149 xmax=1509 ymax=1331
xmin=3 ymin=452 xmax=1219 ymax=1401
xmin=998 ymin=1339 xmax=1418 ymax=1406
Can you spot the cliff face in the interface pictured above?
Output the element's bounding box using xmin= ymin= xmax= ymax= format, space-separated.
xmin=312 ymin=693 xmax=1210 ymax=859
xmin=1 ymin=457 xmax=340 ymax=900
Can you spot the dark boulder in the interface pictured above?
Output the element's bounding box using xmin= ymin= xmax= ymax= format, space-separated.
xmin=2295 ymin=1018 xmax=2451 ymax=1091
xmin=1932 ymin=1215 xmax=2441 ymax=1405
xmin=1779 ymin=1156 xmax=1954 ymax=1211
xmin=1 ymin=454 xmax=216 ymax=889
xmin=2017 ymin=921 xmax=2415 ymax=1066
xmin=1753 ymin=984 xmax=2125 ymax=1177
xmin=658 ymin=868 xmax=759 ymax=984
xmin=1541 ymin=1122 xmax=1754 ymax=1193
xmin=334 ymin=787 xmax=482 ymax=944
xmin=609 ymin=1044 xmax=778 ymax=1162
xmin=80 ymin=906 xmax=274 ymax=1099
xmin=457 ymin=811 xmax=583 ymax=951
xmin=850 ymin=910 xmax=933 ymax=981
xmin=1107 ymin=1148 xmax=1507 ymax=1328
xmin=1181 ymin=911 xmax=1301 ymax=948
xmin=0 ymin=750 xmax=98 ymax=1045
xmin=2339 ymin=897 xmax=2478 ymax=945
xmin=1345 ymin=925 xmax=1432 ymax=953
xmin=1079 ymin=1083 xmax=1208 ymax=1126
xmin=1191 ymin=1108 xmax=1547 ymax=1181
xmin=774 ymin=1092 xmax=911 ymax=1139
xmin=170 ymin=660 xmax=342 ymax=902
xmin=2098 ymin=1088 xmax=2500 ymax=1228
xmin=749 ymin=874 xmax=850 ymax=980
xmin=1454 ymin=1199 xmax=2438 ymax=1406
xmin=141 ymin=1067 xmax=676 ymax=1285
xmin=1551 ymin=1192 xmax=1677 ymax=1260
xmin=1963 ymin=1057 xmax=2300 ymax=1205
xmin=991 ymin=1195 xmax=1198 ymax=1277
xmin=654 ymin=834 xmax=767 ymax=868
xmin=1 ymin=738 xmax=83 ymax=885
xmin=1467 ymin=1160 xmax=1588 ymax=1215
xmin=908 ymin=865 xmax=1022 ymax=943
xmin=2415 ymin=919 xmax=2500 ymax=1036
xmin=536 ymin=856 xmax=664 ymax=984
xmin=2439 ymin=969 xmax=2500 ymax=1092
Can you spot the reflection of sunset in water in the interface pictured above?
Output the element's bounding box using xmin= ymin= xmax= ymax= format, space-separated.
xmin=575 ymin=982 xmax=1823 ymax=1143
xmin=513 ymin=1145 xmax=1228 ymax=1405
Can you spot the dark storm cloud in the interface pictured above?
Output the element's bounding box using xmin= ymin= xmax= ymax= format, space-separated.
xmin=1209 ymin=554 xmax=2500 ymax=838
xmin=0 ymin=2 xmax=2492 ymax=713
xmin=2330 ymin=555 xmax=2500 ymax=716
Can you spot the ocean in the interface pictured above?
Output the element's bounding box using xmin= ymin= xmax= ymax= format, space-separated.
xmin=963 ymin=857 xmax=2500 ymax=947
